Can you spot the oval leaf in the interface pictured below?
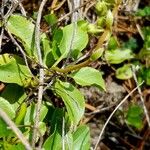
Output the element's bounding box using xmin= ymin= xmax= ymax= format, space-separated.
xmin=0 ymin=97 xmax=15 ymax=119
xmin=70 ymin=67 xmax=106 ymax=90
xmin=59 ymin=23 xmax=88 ymax=59
xmin=105 ymin=48 xmax=134 ymax=64
xmin=0 ymin=54 xmax=32 ymax=86
xmin=6 ymin=14 xmax=37 ymax=59
xmin=54 ymin=80 xmax=85 ymax=125
xmin=116 ymin=64 xmax=133 ymax=80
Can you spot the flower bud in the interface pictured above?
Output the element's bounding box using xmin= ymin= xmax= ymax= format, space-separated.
xmin=90 ymin=48 xmax=104 ymax=61
xmin=97 ymin=17 xmax=105 ymax=28
xmin=106 ymin=10 xmax=113 ymax=29
xmin=95 ymin=1 xmax=107 ymax=16
xmin=87 ymin=24 xmax=104 ymax=34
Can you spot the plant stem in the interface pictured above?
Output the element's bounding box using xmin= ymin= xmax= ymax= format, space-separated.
xmin=32 ymin=0 xmax=47 ymax=148
xmin=51 ymin=58 xmax=91 ymax=73
xmin=0 ymin=108 xmax=32 ymax=150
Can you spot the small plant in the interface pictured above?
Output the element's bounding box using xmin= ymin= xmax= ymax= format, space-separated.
xmin=0 ymin=0 xmax=149 ymax=149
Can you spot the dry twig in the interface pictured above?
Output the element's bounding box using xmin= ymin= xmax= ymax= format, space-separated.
xmin=132 ymin=66 xmax=150 ymax=128
xmin=94 ymin=81 xmax=144 ymax=150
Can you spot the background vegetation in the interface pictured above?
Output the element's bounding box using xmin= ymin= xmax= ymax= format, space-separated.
xmin=0 ymin=0 xmax=150 ymax=149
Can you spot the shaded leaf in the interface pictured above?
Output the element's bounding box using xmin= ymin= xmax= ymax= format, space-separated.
xmin=43 ymin=108 xmax=63 ymax=150
xmin=1 ymin=83 xmax=26 ymax=106
xmin=136 ymin=6 xmax=150 ymax=17
xmin=126 ymin=104 xmax=143 ymax=129
xmin=123 ymin=37 xmax=138 ymax=51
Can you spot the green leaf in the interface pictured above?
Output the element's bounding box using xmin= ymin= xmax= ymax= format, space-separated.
xmin=77 ymin=20 xmax=89 ymax=31
xmin=6 ymin=14 xmax=37 ymax=59
xmin=41 ymin=36 xmax=53 ymax=67
xmin=39 ymin=122 xmax=47 ymax=136
xmin=59 ymin=23 xmax=88 ymax=59
xmin=43 ymin=108 xmax=63 ymax=150
xmin=70 ymin=67 xmax=105 ymax=90
xmin=43 ymin=128 xmax=62 ymax=150
xmin=8 ymin=143 xmax=25 ymax=150
xmin=24 ymin=102 xmax=49 ymax=125
xmin=0 ymin=54 xmax=32 ymax=86
xmin=136 ymin=6 xmax=150 ymax=17
xmin=0 ymin=97 xmax=15 ymax=137
xmin=123 ymin=37 xmax=137 ymax=51
xmin=44 ymin=14 xmax=57 ymax=26
xmin=138 ymin=67 xmax=150 ymax=85
xmin=116 ymin=64 xmax=133 ymax=80
xmin=90 ymin=48 xmax=104 ymax=61
xmin=126 ymin=104 xmax=143 ymax=129
xmin=108 ymin=36 xmax=118 ymax=50
xmin=65 ymin=131 xmax=73 ymax=150
xmin=105 ymin=48 xmax=134 ymax=64
xmin=54 ymin=80 xmax=85 ymax=125
xmin=24 ymin=103 xmax=49 ymax=142
xmin=73 ymin=125 xmax=90 ymax=150
xmin=1 ymin=84 xmax=26 ymax=107
xmin=3 ymin=142 xmax=25 ymax=150
xmin=0 ymin=118 xmax=11 ymax=137
xmin=0 ymin=97 xmax=15 ymax=119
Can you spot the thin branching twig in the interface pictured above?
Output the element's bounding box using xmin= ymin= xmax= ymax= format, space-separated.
xmin=7 ymin=30 xmax=33 ymax=76
xmin=0 ymin=0 xmax=5 ymax=53
xmin=0 ymin=108 xmax=32 ymax=150
xmin=32 ymin=0 xmax=47 ymax=148
xmin=58 ymin=0 xmax=94 ymax=22
xmin=94 ymin=81 xmax=144 ymax=150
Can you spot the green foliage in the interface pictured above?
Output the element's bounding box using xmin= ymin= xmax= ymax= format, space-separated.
xmin=126 ymin=104 xmax=143 ymax=129
xmin=135 ymin=6 xmax=150 ymax=17
xmin=116 ymin=64 xmax=133 ymax=80
xmin=54 ymin=80 xmax=85 ymax=125
xmin=105 ymin=48 xmax=134 ymax=64
xmin=123 ymin=37 xmax=138 ymax=51
xmin=6 ymin=15 xmax=37 ymax=59
xmin=70 ymin=67 xmax=105 ymax=90
xmin=59 ymin=23 xmax=88 ymax=59
xmin=138 ymin=67 xmax=150 ymax=85
xmin=0 ymin=0 xmax=149 ymax=149
xmin=0 ymin=97 xmax=15 ymax=119
xmin=73 ymin=125 xmax=90 ymax=150
xmin=0 ymin=54 xmax=33 ymax=86
xmin=44 ymin=13 xmax=57 ymax=26
xmin=43 ymin=108 xmax=63 ymax=150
